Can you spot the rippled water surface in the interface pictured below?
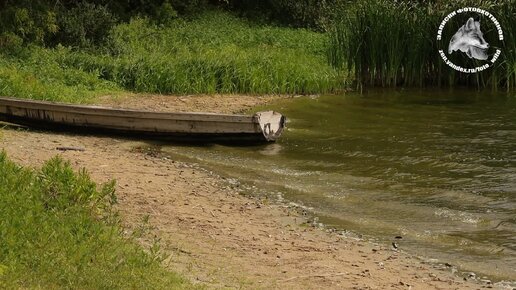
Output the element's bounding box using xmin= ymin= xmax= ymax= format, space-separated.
xmin=164 ymin=90 xmax=516 ymax=281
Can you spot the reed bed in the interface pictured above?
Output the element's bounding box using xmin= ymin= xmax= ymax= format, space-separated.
xmin=328 ymin=0 xmax=516 ymax=91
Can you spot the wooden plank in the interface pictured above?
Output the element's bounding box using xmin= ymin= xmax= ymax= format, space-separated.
xmin=2 ymin=106 xmax=258 ymax=133
xmin=0 ymin=97 xmax=253 ymax=122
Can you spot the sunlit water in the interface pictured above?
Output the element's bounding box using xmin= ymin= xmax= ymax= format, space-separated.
xmin=163 ymin=90 xmax=516 ymax=282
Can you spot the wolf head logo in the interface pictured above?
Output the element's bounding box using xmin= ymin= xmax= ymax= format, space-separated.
xmin=448 ymin=17 xmax=489 ymax=60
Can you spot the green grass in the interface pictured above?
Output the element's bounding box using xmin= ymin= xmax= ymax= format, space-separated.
xmin=0 ymin=152 xmax=191 ymax=289
xmin=65 ymin=11 xmax=346 ymax=95
xmin=3 ymin=4 xmax=514 ymax=100
xmin=328 ymin=0 xmax=516 ymax=90
xmin=0 ymin=48 xmax=120 ymax=103
xmin=0 ymin=10 xmax=347 ymax=102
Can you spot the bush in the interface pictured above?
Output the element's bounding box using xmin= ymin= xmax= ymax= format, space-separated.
xmin=0 ymin=2 xmax=58 ymax=45
xmin=225 ymin=0 xmax=348 ymax=30
xmin=170 ymin=0 xmax=208 ymax=15
xmin=53 ymin=2 xmax=117 ymax=48
xmin=0 ymin=32 xmax=23 ymax=51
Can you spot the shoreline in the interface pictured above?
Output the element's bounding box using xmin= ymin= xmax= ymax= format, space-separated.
xmin=0 ymin=94 xmax=489 ymax=289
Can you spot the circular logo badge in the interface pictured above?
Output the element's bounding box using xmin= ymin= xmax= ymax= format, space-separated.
xmin=437 ymin=7 xmax=503 ymax=73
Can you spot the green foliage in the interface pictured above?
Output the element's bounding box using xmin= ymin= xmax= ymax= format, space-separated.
xmin=0 ymin=32 xmax=23 ymax=51
xmin=99 ymin=0 xmax=208 ymax=21
xmin=155 ymin=0 xmax=179 ymax=25
xmin=0 ymin=152 xmax=190 ymax=289
xmin=53 ymin=2 xmax=117 ymax=48
xmin=169 ymin=0 xmax=208 ymax=15
xmin=0 ymin=47 xmax=120 ymax=103
xmin=0 ymin=2 xmax=58 ymax=45
xmin=0 ymin=1 xmax=114 ymax=48
xmin=61 ymin=11 xmax=346 ymax=95
xmin=0 ymin=0 xmax=348 ymax=49
xmin=328 ymin=0 xmax=516 ymax=90
xmin=1 ymin=10 xmax=344 ymax=98
xmin=267 ymin=0 xmax=348 ymax=30
xmin=226 ymin=0 xmax=347 ymax=30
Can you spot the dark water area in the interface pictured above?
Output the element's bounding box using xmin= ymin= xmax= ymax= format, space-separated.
xmin=164 ymin=90 xmax=516 ymax=283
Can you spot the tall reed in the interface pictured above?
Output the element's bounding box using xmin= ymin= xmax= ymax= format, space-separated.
xmin=328 ymin=0 xmax=516 ymax=91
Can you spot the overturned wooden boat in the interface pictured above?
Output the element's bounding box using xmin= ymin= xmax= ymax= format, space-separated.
xmin=0 ymin=97 xmax=286 ymax=143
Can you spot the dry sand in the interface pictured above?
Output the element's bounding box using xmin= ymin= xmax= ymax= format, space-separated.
xmin=0 ymin=94 xmax=489 ymax=289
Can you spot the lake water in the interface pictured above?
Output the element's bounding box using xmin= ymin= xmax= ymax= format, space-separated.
xmin=164 ymin=90 xmax=516 ymax=283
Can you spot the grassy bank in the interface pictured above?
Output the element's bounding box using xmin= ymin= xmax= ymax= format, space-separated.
xmin=3 ymin=4 xmax=513 ymax=102
xmin=0 ymin=49 xmax=119 ymax=103
xmin=328 ymin=0 xmax=516 ymax=90
xmin=68 ymin=11 xmax=344 ymax=95
xmin=0 ymin=11 xmax=346 ymax=102
xmin=0 ymin=152 xmax=190 ymax=289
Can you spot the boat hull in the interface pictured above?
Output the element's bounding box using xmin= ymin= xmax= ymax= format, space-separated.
xmin=0 ymin=97 xmax=285 ymax=143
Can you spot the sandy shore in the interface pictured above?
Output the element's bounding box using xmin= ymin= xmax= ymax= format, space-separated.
xmin=0 ymin=94 xmax=487 ymax=289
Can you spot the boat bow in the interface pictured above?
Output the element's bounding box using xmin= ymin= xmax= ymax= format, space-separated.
xmin=254 ymin=111 xmax=286 ymax=142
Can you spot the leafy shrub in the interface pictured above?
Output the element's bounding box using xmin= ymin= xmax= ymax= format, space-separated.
xmin=53 ymin=2 xmax=117 ymax=48
xmin=155 ymin=0 xmax=179 ymax=25
xmin=225 ymin=0 xmax=348 ymax=30
xmin=170 ymin=0 xmax=208 ymax=15
xmin=0 ymin=2 xmax=58 ymax=45
xmin=0 ymin=32 xmax=23 ymax=51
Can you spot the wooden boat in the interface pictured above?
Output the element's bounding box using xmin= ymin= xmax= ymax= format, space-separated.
xmin=0 ymin=97 xmax=286 ymax=143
